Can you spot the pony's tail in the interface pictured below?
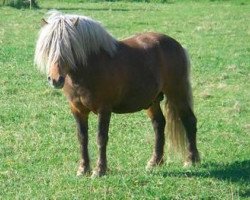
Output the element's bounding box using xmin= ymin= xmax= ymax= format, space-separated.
xmin=165 ymin=49 xmax=193 ymax=160
xmin=165 ymin=100 xmax=188 ymax=159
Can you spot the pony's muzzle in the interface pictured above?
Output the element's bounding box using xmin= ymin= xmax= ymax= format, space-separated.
xmin=48 ymin=76 xmax=65 ymax=89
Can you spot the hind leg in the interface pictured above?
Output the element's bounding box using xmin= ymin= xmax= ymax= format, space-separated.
xmin=179 ymin=106 xmax=200 ymax=166
xmin=146 ymin=101 xmax=166 ymax=170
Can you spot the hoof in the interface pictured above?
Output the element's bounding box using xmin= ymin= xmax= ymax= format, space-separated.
xmin=183 ymin=160 xmax=200 ymax=168
xmin=183 ymin=161 xmax=193 ymax=168
xmin=91 ymin=169 xmax=106 ymax=179
xmin=184 ymin=154 xmax=200 ymax=168
xmin=146 ymin=162 xmax=155 ymax=171
xmin=76 ymin=165 xmax=91 ymax=176
xmin=146 ymin=157 xmax=164 ymax=171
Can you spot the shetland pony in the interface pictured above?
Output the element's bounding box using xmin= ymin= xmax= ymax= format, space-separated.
xmin=35 ymin=11 xmax=200 ymax=177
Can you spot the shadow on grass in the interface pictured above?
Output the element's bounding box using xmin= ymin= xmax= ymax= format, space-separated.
xmin=163 ymin=160 xmax=250 ymax=182
xmin=162 ymin=160 xmax=250 ymax=197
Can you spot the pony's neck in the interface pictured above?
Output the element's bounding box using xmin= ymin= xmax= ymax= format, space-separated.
xmin=68 ymin=50 xmax=112 ymax=85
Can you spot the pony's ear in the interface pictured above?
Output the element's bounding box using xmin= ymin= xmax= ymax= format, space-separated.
xmin=72 ymin=17 xmax=79 ymax=27
xmin=41 ymin=18 xmax=48 ymax=27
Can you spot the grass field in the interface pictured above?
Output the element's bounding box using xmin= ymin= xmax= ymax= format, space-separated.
xmin=0 ymin=0 xmax=249 ymax=199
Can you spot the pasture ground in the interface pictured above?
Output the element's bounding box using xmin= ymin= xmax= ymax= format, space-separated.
xmin=0 ymin=0 xmax=249 ymax=199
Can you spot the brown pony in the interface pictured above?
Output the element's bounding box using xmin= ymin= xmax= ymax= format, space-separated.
xmin=35 ymin=11 xmax=200 ymax=178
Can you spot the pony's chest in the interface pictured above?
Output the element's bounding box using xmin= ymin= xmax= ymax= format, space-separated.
xmin=63 ymin=82 xmax=99 ymax=113
xmin=75 ymin=89 xmax=101 ymax=113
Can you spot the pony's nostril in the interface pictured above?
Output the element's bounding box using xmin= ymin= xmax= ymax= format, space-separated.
xmin=58 ymin=76 xmax=65 ymax=84
xmin=48 ymin=76 xmax=65 ymax=89
xmin=52 ymin=79 xmax=56 ymax=85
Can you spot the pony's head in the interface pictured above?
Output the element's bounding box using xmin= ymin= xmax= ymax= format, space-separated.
xmin=34 ymin=11 xmax=118 ymax=89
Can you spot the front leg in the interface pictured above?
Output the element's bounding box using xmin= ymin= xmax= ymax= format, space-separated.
xmin=91 ymin=110 xmax=111 ymax=178
xmin=71 ymin=104 xmax=90 ymax=176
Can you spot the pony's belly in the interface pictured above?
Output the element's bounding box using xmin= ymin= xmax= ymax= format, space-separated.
xmin=112 ymin=91 xmax=164 ymax=113
xmin=112 ymin=102 xmax=151 ymax=114
xmin=112 ymin=107 xmax=147 ymax=114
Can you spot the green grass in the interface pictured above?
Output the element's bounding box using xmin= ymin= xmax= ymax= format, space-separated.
xmin=0 ymin=0 xmax=249 ymax=199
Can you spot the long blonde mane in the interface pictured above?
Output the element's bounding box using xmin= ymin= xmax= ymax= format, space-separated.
xmin=34 ymin=11 xmax=118 ymax=73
